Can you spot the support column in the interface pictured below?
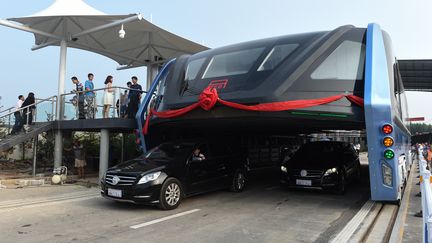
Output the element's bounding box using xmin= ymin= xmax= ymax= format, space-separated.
xmin=32 ymin=136 xmax=38 ymax=176
xmin=146 ymin=64 xmax=159 ymax=90
xmin=54 ymin=131 xmax=62 ymax=168
xmin=99 ymin=129 xmax=110 ymax=182
xmin=54 ymin=40 xmax=67 ymax=168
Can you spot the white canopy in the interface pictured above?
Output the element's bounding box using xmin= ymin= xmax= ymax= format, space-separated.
xmin=5 ymin=0 xmax=207 ymax=69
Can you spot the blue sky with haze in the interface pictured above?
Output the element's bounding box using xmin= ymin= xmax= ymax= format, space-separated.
xmin=0 ymin=0 xmax=431 ymax=121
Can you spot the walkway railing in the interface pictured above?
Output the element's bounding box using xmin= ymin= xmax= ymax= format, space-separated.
xmin=60 ymin=86 xmax=146 ymax=120
xmin=418 ymin=148 xmax=432 ymax=243
xmin=0 ymin=96 xmax=57 ymax=138
xmin=0 ymin=86 xmax=144 ymax=138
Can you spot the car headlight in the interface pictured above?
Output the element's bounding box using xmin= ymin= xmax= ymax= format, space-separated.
xmin=324 ymin=168 xmax=338 ymax=176
xmin=281 ymin=166 xmax=288 ymax=173
xmin=138 ymin=171 xmax=161 ymax=184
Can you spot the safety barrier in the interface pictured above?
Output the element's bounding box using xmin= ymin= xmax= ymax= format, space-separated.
xmin=418 ymin=148 xmax=432 ymax=243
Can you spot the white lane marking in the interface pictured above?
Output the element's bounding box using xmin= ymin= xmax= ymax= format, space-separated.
xmin=130 ymin=209 xmax=201 ymax=229
xmin=0 ymin=195 xmax=99 ymax=213
xmin=330 ymin=200 xmax=375 ymax=243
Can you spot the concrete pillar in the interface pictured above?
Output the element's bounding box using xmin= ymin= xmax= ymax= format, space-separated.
xmin=32 ymin=136 xmax=38 ymax=176
xmin=146 ymin=64 xmax=159 ymax=90
xmin=54 ymin=131 xmax=63 ymax=168
xmin=99 ymin=129 xmax=110 ymax=182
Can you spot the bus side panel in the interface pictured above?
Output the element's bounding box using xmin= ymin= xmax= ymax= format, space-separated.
xmin=364 ymin=23 xmax=399 ymax=202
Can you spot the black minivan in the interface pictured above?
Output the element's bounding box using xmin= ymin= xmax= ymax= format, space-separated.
xmin=101 ymin=140 xmax=249 ymax=210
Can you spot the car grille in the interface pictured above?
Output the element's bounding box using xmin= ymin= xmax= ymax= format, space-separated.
xmin=105 ymin=173 xmax=137 ymax=186
xmin=291 ymin=169 xmax=323 ymax=178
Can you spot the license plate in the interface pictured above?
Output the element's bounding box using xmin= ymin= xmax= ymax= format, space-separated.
xmin=296 ymin=179 xmax=312 ymax=186
xmin=108 ymin=188 xmax=122 ymax=198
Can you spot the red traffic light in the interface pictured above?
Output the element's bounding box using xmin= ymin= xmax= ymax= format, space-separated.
xmin=382 ymin=124 xmax=393 ymax=134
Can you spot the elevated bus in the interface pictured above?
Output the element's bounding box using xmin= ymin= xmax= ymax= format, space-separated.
xmin=136 ymin=23 xmax=411 ymax=203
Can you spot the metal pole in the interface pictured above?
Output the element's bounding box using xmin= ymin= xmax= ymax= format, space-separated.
xmin=54 ymin=40 xmax=67 ymax=168
xmin=32 ymin=136 xmax=38 ymax=177
xmin=56 ymin=40 xmax=67 ymax=120
xmin=99 ymin=129 xmax=110 ymax=183
xmin=121 ymin=133 xmax=125 ymax=163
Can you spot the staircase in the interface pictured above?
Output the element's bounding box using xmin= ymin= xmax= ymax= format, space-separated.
xmin=0 ymin=122 xmax=54 ymax=152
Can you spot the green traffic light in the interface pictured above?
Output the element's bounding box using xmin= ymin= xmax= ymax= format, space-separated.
xmin=384 ymin=149 xmax=395 ymax=159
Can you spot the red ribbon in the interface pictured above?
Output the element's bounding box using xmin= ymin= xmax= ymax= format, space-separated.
xmin=143 ymin=87 xmax=364 ymax=134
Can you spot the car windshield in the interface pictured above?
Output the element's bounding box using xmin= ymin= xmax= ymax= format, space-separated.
xmin=145 ymin=142 xmax=194 ymax=161
xmin=295 ymin=142 xmax=344 ymax=157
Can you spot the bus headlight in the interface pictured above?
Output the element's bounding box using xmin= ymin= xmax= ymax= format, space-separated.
xmin=281 ymin=166 xmax=288 ymax=173
xmin=382 ymin=163 xmax=392 ymax=187
xmin=383 ymin=137 xmax=394 ymax=147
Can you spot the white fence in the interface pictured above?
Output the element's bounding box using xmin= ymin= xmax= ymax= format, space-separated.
xmin=418 ymin=148 xmax=432 ymax=243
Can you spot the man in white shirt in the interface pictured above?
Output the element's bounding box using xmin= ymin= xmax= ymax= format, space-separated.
xmin=10 ymin=95 xmax=25 ymax=134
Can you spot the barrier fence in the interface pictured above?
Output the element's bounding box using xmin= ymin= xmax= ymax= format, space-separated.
xmin=418 ymin=148 xmax=432 ymax=243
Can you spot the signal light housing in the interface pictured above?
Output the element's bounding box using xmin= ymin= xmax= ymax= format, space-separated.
xmin=382 ymin=124 xmax=393 ymax=134
xmin=383 ymin=137 xmax=394 ymax=147
xmin=384 ymin=149 xmax=395 ymax=159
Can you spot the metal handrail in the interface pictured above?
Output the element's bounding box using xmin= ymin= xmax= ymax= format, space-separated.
xmin=0 ymin=106 xmax=14 ymax=114
xmin=0 ymin=95 xmax=57 ymax=120
xmin=418 ymin=148 xmax=432 ymax=243
xmin=60 ymin=86 xmax=147 ymax=96
xmin=60 ymin=86 xmax=146 ymax=119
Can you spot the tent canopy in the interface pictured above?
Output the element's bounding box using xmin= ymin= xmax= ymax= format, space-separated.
xmin=5 ymin=0 xmax=208 ymax=69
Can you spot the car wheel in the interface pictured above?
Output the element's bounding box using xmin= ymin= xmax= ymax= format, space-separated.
xmin=158 ymin=178 xmax=182 ymax=210
xmin=336 ymin=170 xmax=346 ymax=195
xmin=230 ymin=169 xmax=246 ymax=192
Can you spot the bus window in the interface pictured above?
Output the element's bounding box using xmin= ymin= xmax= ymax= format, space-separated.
xmin=257 ymin=44 xmax=299 ymax=72
xmin=311 ymin=40 xmax=365 ymax=80
xmin=202 ymin=47 xmax=265 ymax=79
xmin=185 ymin=57 xmax=206 ymax=81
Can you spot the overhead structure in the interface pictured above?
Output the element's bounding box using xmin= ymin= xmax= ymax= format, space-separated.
xmin=0 ymin=0 xmax=208 ymax=167
xmin=399 ymin=59 xmax=432 ymax=91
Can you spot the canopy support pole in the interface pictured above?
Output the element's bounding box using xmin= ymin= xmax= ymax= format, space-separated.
xmin=146 ymin=64 xmax=159 ymax=90
xmin=54 ymin=40 xmax=67 ymax=168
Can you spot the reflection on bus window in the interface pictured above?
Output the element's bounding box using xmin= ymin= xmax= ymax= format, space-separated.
xmin=202 ymin=47 xmax=265 ymax=79
xmin=185 ymin=58 xmax=206 ymax=81
xmin=257 ymin=44 xmax=299 ymax=71
xmin=311 ymin=40 xmax=365 ymax=80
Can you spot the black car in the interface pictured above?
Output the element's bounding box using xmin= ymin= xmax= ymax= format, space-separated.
xmin=101 ymin=140 xmax=249 ymax=210
xmin=280 ymin=141 xmax=361 ymax=194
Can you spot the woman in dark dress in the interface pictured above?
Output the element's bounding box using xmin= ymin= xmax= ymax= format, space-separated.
xmin=22 ymin=92 xmax=36 ymax=126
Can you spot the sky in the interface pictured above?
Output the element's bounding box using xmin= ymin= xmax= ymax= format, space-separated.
xmin=0 ymin=0 xmax=431 ymax=121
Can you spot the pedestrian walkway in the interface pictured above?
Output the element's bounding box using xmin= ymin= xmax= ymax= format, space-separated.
xmin=390 ymin=158 xmax=422 ymax=242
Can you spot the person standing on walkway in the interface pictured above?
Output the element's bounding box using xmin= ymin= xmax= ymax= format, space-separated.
xmin=127 ymin=76 xmax=142 ymax=119
xmin=10 ymin=95 xmax=24 ymax=135
xmin=85 ymin=73 xmax=96 ymax=119
xmin=73 ymin=140 xmax=86 ymax=179
xmin=103 ymin=75 xmax=114 ymax=118
xmin=21 ymin=92 xmax=36 ymax=130
xmin=71 ymin=76 xmax=85 ymax=119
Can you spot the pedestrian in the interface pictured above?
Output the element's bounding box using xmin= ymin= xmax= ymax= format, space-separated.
xmin=127 ymin=76 xmax=142 ymax=119
xmin=10 ymin=95 xmax=25 ymax=135
xmin=21 ymin=92 xmax=36 ymax=130
xmin=120 ymin=89 xmax=129 ymax=117
xmin=85 ymin=73 xmax=96 ymax=119
xmin=103 ymin=75 xmax=114 ymax=118
xmin=427 ymin=146 xmax=432 ymax=170
xmin=73 ymin=140 xmax=86 ymax=179
xmin=71 ymin=76 xmax=85 ymax=119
